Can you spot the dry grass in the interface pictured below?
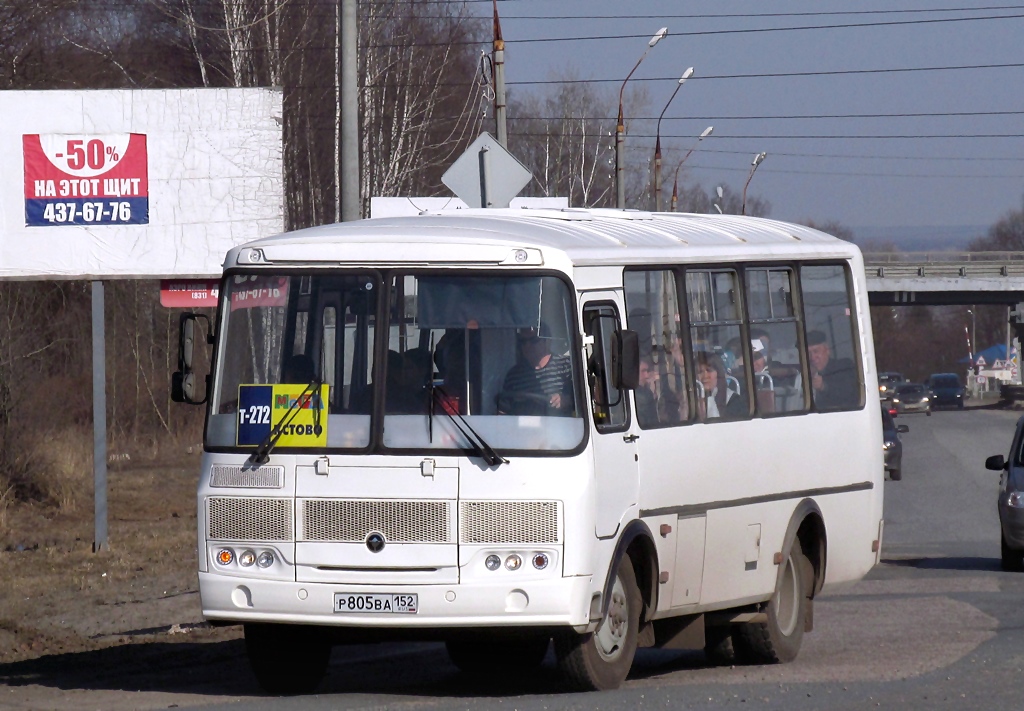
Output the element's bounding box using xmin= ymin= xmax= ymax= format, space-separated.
xmin=0 ymin=479 xmax=13 ymax=531
xmin=3 ymin=426 xmax=92 ymax=514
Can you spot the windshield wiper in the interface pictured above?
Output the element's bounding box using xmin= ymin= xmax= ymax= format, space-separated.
xmin=430 ymin=385 xmax=507 ymax=467
xmin=248 ymin=376 xmax=323 ymax=466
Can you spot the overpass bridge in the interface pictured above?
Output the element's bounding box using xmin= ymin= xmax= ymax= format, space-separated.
xmin=864 ymin=251 xmax=1024 ymax=309
xmin=863 ymin=251 xmax=1024 ymax=394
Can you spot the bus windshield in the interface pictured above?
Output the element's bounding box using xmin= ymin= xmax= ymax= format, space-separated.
xmin=207 ymin=271 xmax=585 ymax=454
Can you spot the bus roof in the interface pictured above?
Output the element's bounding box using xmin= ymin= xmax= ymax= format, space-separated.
xmin=225 ymin=208 xmax=861 ymax=270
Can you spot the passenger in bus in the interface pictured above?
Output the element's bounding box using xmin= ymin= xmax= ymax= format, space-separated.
xmin=636 ymin=356 xmax=681 ymax=427
xmin=434 ymin=329 xmax=468 ymax=413
xmin=807 ymin=329 xmax=858 ymax=410
xmin=666 ymin=333 xmax=691 ymax=417
xmin=695 ymin=351 xmax=746 ymax=419
xmin=498 ymin=325 xmax=574 ymax=416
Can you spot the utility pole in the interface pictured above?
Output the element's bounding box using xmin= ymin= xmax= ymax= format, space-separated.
xmin=492 ymin=0 xmax=507 ymax=148
xmin=340 ymin=0 xmax=359 ymax=222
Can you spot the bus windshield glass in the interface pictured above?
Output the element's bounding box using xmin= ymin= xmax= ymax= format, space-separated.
xmin=206 ymin=271 xmax=584 ymax=454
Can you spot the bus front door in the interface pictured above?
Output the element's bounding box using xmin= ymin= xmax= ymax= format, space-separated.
xmin=583 ymin=298 xmax=640 ymax=539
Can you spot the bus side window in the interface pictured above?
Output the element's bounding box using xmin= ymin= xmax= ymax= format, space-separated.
xmin=624 ymin=269 xmax=688 ymax=428
xmin=746 ymin=268 xmax=807 ymax=414
xmin=583 ymin=304 xmax=629 ymax=432
xmin=686 ymin=269 xmax=749 ymax=420
xmin=800 ymin=264 xmax=864 ymax=411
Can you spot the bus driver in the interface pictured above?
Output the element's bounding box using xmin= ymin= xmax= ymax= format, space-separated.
xmin=498 ymin=325 xmax=574 ymax=416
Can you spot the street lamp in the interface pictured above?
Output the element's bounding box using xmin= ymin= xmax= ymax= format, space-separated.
xmin=967 ymin=307 xmax=976 ymax=363
xmin=671 ymin=125 xmax=713 ymax=212
xmin=741 ymin=151 xmax=767 ymax=216
xmin=653 ymin=67 xmax=694 ymax=212
xmin=616 ymin=26 xmax=668 ymax=210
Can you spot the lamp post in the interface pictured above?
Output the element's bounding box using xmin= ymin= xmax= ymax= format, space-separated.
xmin=741 ymin=151 xmax=766 ymax=216
xmin=653 ymin=67 xmax=693 ymax=212
xmin=616 ymin=27 xmax=668 ymax=210
xmin=967 ymin=307 xmax=977 ymax=363
xmin=671 ymin=125 xmax=713 ymax=212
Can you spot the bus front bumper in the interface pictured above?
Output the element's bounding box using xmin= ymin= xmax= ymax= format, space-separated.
xmin=199 ymin=572 xmax=597 ymax=631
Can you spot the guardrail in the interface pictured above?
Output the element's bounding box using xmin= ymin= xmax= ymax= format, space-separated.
xmin=863 ymin=252 xmax=1024 ymax=280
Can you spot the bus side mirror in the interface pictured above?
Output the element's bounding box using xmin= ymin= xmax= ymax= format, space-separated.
xmin=611 ymin=329 xmax=640 ymax=390
xmin=986 ymin=454 xmax=1007 ymax=471
xmin=172 ymin=313 xmax=211 ymax=405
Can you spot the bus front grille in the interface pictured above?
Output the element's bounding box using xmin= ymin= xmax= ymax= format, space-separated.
xmin=301 ymin=499 xmax=451 ymax=543
xmin=208 ymin=497 xmax=292 ymax=541
xmin=210 ymin=464 xmax=284 ymax=489
xmin=459 ymin=501 xmax=561 ymax=544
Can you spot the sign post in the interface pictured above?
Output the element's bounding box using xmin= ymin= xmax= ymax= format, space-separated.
xmin=442 ymin=133 xmax=532 ymax=209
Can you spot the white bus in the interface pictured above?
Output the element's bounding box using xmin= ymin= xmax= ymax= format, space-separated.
xmin=173 ymin=208 xmax=884 ymax=693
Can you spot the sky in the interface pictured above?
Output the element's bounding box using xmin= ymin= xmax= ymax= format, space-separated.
xmin=478 ymin=0 xmax=1024 ymax=240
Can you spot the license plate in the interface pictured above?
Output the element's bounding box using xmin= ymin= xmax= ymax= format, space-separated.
xmin=334 ymin=593 xmax=418 ymax=614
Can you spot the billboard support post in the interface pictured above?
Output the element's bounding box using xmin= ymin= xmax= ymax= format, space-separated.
xmin=92 ymin=281 xmax=108 ymax=553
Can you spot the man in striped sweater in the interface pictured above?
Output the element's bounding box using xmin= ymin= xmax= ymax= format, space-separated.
xmin=499 ymin=326 xmax=574 ymax=416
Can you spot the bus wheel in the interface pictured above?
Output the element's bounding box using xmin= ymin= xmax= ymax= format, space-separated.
xmin=554 ymin=557 xmax=640 ymax=691
xmin=733 ymin=547 xmax=811 ymax=664
xmin=244 ymin=623 xmax=331 ymax=695
xmin=445 ymin=633 xmax=550 ymax=674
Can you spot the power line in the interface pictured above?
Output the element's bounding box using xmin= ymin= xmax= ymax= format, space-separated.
xmin=500 ymin=6 xmax=1024 ymax=21
xmin=509 ymin=110 xmax=1024 ymax=121
xmin=597 ymin=131 xmax=1024 ymax=139
xmin=499 ymin=12 xmax=1024 ymax=44
xmin=505 ymin=62 xmax=1024 ymax=86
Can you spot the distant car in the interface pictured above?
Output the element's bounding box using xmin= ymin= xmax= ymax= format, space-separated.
xmin=985 ymin=415 xmax=1024 ymax=570
xmin=878 ymin=372 xmax=906 ymax=401
xmin=882 ymin=406 xmax=909 ymax=481
xmin=891 ymin=382 xmax=932 ymax=416
xmin=926 ymin=373 xmax=966 ymax=409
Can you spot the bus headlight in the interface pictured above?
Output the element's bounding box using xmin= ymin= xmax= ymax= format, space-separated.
xmin=238 ymin=550 xmax=256 ymax=567
xmin=505 ymin=554 xmax=522 ymax=571
xmin=216 ymin=549 xmax=234 ymax=566
xmin=257 ymin=551 xmax=275 ymax=568
xmin=485 ymin=554 xmax=501 ymax=571
xmin=532 ymin=553 xmax=549 ymax=570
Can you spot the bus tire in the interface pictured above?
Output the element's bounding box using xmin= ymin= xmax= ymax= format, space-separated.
xmin=732 ymin=546 xmax=811 ymax=665
xmin=554 ymin=556 xmax=640 ymax=691
xmin=445 ymin=633 xmax=550 ymax=674
xmin=244 ymin=623 xmax=330 ymax=695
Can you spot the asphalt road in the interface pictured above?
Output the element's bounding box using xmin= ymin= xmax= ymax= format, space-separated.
xmin=9 ymin=406 xmax=1024 ymax=710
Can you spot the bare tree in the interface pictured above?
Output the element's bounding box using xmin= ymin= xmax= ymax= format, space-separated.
xmin=508 ymin=77 xmax=619 ymax=207
xmin=969 ymin=194 xmax=1024 ymax=251
xmin=359 ymin=2 xmax=487 ymax=210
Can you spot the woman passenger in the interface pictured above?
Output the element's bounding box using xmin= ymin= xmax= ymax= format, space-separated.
xmin=695 ymin=351 xmax=746 ymax=419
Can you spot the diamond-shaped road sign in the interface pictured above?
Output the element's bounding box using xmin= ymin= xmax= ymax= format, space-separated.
xmin=442 ymin=132 xmax=532 ymax=209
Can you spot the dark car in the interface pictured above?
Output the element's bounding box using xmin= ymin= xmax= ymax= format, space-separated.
xmin=882 ymin=406 xmax=909 ymax=481
xmin=878 ymin=371 xmax=905 ymax=402
xmin=926 ymin=373 xmax=966 ymax=409
xmin=985 ymin=414 xmax=1024 ymax=570
xmin=891 ymin=382 xmax=932 ymax=416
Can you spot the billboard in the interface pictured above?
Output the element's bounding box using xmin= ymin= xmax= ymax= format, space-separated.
xmin=24 ymin=133 xmax=150 ymax=226
xmin=0 ymin=89 xmax=283 ymax=280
